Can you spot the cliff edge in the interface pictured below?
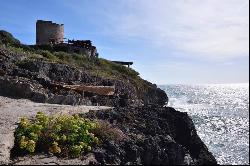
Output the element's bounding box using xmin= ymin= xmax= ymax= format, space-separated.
xmin=0 ymin=30 xmax=217 ymax=165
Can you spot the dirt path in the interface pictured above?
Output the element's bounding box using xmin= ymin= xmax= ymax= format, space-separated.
xmin=0 ymin=96 xmax=110 ymax=165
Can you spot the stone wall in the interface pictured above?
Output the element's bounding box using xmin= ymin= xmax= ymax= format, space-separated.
xmin=36 ymin=20 xmax=64 ymax=45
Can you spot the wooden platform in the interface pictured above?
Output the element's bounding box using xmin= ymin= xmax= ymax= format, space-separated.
xmin=112 ymin=61 xmax=133 ymax=67
xmin=51 ymin=83 xmax=115 ymax=96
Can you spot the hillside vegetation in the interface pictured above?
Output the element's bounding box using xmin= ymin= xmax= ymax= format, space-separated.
xmin=0 ymin=30 xmax=167 ymax=107
xmin=0 ymin=30 xmax=145 ymax=89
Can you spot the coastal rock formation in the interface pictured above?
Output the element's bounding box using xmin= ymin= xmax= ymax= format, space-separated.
xmin=0 ymin=31 xmax=217 ymax=165
xmin=0 ymin=96 xmax=217 ymax=165
xmin=84 ymin=106 xmax=217 ymax=165
xmin=0 ymin=49 xmax=167 ymax=106
xmin=0 ymin=47 xmax=167 ymax=107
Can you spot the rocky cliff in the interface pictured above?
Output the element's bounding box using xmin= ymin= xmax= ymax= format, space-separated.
xmin=84 ymin=106 xmax=217 ymax=165
xmin=0 ymin=52 xmax=167 ymax=107
xmin=0 ymin=30 xmax=167 ymax=107
xmin=0 ymin=30 xmax=217 ymax=165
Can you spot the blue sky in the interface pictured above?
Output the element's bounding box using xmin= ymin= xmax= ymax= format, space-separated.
xmin=0 ymin=0 xmax=249 ymax=84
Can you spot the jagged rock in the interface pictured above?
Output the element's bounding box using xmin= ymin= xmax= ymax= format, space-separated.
xmin=47 ymin=94 xmax=80 ymax=105
xmin=0 ymin=76 xmax=48 ymax=103
xmin=84 ymin=106 xmax=217 ymax=165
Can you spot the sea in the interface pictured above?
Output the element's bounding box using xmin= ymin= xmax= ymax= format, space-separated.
xmin=159 ymin=84 xmax=249 ymax=165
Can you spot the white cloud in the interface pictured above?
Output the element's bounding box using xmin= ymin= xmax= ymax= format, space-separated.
xmin=100 ymin=0 xmax=249 ymax=60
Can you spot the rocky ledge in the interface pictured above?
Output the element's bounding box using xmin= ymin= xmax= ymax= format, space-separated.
xmin=83 ymin=106 xmax=217 ymax=165
xmin=0 ymin=47 xmax=167 ymax=107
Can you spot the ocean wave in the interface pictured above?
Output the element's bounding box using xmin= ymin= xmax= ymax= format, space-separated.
xmin=162 ymin=84 xmax=249 ymax=165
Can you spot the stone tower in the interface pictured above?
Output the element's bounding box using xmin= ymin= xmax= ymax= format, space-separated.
xmin=36 ymin=20 xmax=64 ymax=45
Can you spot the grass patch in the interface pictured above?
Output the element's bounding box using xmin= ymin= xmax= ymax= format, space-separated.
xmin=53 ymin=51 xmax=92 ymax=68
xmin=35 ymin=50 xmax=57 ymax=61
xmin=97 ymin=58 xmax=139 ymax=78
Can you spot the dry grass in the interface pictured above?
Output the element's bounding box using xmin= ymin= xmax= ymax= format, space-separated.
xmin=91 ymin=120 xmax=128 ymax=142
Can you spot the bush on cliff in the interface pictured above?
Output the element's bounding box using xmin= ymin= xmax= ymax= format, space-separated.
xmin=0 ymin=30 xmax=21 ymax=47
xmin=91 ymin=120 xmax=127 ymax=142
xmin=14 ymin=112 xmax=99 ymax=157
xmin=0 ymin=30 xmax=34 ymax=52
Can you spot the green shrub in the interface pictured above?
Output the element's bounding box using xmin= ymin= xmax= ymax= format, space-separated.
xmin=15 ymin=112 xmax=99 ymax=157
